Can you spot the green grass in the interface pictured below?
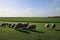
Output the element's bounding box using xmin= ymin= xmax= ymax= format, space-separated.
xmin=0 ymin=17 xmax=60 ymax=23
xmin=0 ymin=17 xmax=60 ymax=40
xmin=0 ymin=23 xmax=60 ymax=40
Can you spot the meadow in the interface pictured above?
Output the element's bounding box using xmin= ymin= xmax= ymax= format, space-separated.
xmin=0 ymin=17 xmax=60 ymax=23
xmin=0 ymin=17 xmax=60 ymax=40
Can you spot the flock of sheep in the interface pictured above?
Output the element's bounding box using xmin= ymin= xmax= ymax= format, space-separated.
xmin=0 ymin=23 xmax=36 ymax=31
xmin=44 ymin=23 xmax=56 ymax=29
xmin=0 ymin=22 xmax=56 ymax=31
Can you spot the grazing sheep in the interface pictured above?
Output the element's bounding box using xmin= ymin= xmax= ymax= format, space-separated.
xmin=27 ymin=24 xmax=36 ymax=31
xmin=14 ymin=23 xmax=29 ymax=30
xmin=1 ymin=23 xmax=7 ymax=27
xmin=44 ymin=23 xmax=49 ymax=28
xmin=14 ymin=23 xmax=23 ymax=30
xmin=7 ymin=24 xmax=12 ymax=28
xmin=22 ymin=23 xmax=29 ymax=28
xmin=11 ymin=24 xmax=16 ymax=28
xmin=51 ymin=23 xmax=56 ymax=29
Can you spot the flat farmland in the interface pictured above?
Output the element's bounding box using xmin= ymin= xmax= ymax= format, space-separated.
xmin=0 ymin=17 xmax=60 ymax=23
xmin=0 ymin=17 xmax=60 ymax=40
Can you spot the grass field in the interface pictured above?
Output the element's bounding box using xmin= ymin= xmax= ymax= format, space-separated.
xmin=0 ymin=17 xmax=60 ymax=23
xmin=0 ymin=17 xmax=60 ymax=40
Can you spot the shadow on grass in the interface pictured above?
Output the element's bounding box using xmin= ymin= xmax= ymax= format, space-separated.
xmin=49 ymin=29 xmax=60 ymax=31
xmin=15 ymin=29 xmax=44 ymax=33
xmin=16 ymin=30 xmax=30 ymax=33
xmin=54 ymin=29 xmax=60 ymax=31
xmin=29 ymin=30 xmax=45 ymax=33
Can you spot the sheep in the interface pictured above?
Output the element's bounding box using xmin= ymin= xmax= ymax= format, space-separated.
xmin=51 ymin=23 xmax=56 ymax=29
xmin=27 ymin=24 xmax=36 ymax=31
xmin=11 ymin=24 xmax=16 ymax=28
xmin=44 ymin=23 xmax=49 ymax=28
xmin=14 ymin=23 xmax=29 ymax=30
xmin=14 ymin=23 xmax=23 ymax=30
xmin=1 ymin=23 xmax=7 ymax=27
xmin=22 ymin=23 xmax=29 ymax=28
xmin=7 ymin=24 xmax=12 ymax=28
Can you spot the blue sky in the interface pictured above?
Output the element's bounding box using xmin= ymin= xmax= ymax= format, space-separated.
xmin=0 ymin=0 xmax=60 ymax=17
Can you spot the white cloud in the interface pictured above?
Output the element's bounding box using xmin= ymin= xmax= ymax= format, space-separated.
xmin=0 ymin=8 xmax=60 ymax=17
xmin=18 ymin=8 xmax=60 ymax=17
xmin=45 ymin=8 xmax=60 ymax=16
xmin=0 ymin=8 xmax=20 ymax=17
xmin=25 ymin=8 xmax=34 ymax=12
xmin=56 ymin=8 xmax=60 ymax=11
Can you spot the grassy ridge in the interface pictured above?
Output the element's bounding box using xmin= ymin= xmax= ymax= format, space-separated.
xmin=0 ymin=17 xmax=60 ymax=23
